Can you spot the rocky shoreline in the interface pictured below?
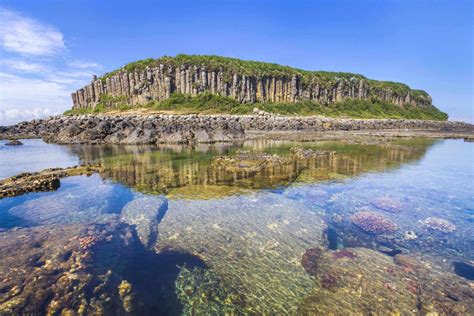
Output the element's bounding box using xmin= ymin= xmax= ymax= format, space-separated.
xmin=1 ymin=114 xmax=472 ymax=144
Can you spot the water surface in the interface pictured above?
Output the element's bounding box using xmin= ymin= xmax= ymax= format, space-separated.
xmin=0 ymin=139 xmax=79 ymax=179
xmin=0 ymin=138 xmax=473 ymax=314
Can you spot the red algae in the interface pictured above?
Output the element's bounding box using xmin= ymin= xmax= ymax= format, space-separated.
xmin=301 ymin=247 xmax=323 ymax=276
xmin=333 ymin=249 xmax=357 ymax=259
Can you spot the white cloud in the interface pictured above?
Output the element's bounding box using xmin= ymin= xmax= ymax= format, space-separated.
xmin=68 ymin=60 xmax=102 ymax=69
xmin=0 ymin=107 xmax=58 ymax=126
xmin=0 ymin=8 xmax=65 ymax=56
xmin=0 ymin=7 xmax=101 ymax=125
xmin=0 ymin=72 xmax=71 ymax=120
xmin=1 ymin=59 xmax=50 ymax=73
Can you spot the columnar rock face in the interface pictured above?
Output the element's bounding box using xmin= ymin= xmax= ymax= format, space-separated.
xmin=71 ymin=56 xmax=433 ymax=109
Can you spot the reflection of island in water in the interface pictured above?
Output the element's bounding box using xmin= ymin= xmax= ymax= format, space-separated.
xmin=69 ymin=138 xmax=437 ymax=199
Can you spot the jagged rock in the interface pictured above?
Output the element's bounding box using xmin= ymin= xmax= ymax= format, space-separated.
xmin=212 ymin=129 xmax=233 ymax=142
xmin=160 ymin=131 xmax=186 ymax=144
xmin=193 ymin=130 xmax=211 ymax=143
xmin=1 ymin=114 xmax=472 ymax=145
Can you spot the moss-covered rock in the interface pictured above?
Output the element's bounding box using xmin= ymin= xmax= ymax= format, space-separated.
xmin=298 ymin=248 xmax=474 ymax=315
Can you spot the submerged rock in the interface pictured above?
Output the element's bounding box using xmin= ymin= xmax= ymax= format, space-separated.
xmin=297 ymin=247 xmax=474 ymax=315
xmin=421 ymin=217 xmax=456 ymax=233
xmin=350 ymin=211 xmax=398 ymax=234
xmin=0 ymin=222 xmax=137 ymax=315
xmin=333 ymin=249 xmax=357 ymax=259
xmin=393 ymin=254 xmax=425 ymax=272
xmin=118 ymin=280 xmax=134 ymax=313
xmin=301 ymin=247 xmax=324 ymax=276
xmin=175 ymin=266 xmax=246 ymax=314
xmin=404 ymin=230 xmax=418 ymax=240
xmin=212 ymin=150 xmax=291 ymax=174
xmin=156 ymin=192 xmax=327 ymax=313
xmin=453 ymin=261 xmax=474 ymax=280
xmin=0 ymin=220 xmax=210 ymax=315
xmin=290 ymin=147 xmax=337 ymax=159
xmin=0 ymin=164 xmax=104 ymax=198
xmin=121 ymin=195 xmax=167 ymax=248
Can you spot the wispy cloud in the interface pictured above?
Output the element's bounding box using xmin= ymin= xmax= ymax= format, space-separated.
xmin=0 ymin=7 xmax=101 ymax=125
xmin=68 ymin=60 xmax=102 ymax=70
xmin=1 ymin=59 xmax=50 ymax=73
xmin=0 ymin=8 xmax=65 ymax=56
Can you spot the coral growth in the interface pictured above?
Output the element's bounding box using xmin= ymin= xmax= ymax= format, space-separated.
xmin=421 ymin=217 xmax=456 ymax=233
xmin=371 ymin=197 xmax=403 ymax=213
xmin=350 ymin=211 xmax=398 ymax=234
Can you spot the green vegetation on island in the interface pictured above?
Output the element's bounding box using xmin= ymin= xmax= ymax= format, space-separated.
xmin=65 ymin=92 xmax=448 ymax=121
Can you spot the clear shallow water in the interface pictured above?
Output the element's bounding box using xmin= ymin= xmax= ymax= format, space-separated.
xmin=0 ymin=138 xmax=473 ymax=314
xmin=0 ymin=139 xmax=79 ymax=179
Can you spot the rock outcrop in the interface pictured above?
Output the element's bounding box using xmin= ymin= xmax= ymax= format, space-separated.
xmin=0 ymin=165 xmax=104 ymax=198
xmin=71 ymin=55 xmax=433 ymax=109
xmin=1 ymin=114 xmax=472 ymax=145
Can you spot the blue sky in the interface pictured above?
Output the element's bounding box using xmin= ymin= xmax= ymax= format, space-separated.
xmin=0 ymin=0 xmax=472 ymax=124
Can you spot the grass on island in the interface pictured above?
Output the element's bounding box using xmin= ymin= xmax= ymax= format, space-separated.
xmin=64 ymin=92 xmax=448 ymax=121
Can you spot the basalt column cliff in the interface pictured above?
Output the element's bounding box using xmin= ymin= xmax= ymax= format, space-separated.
xmin=71 ymin=55 xmax=434 ymax=110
